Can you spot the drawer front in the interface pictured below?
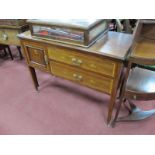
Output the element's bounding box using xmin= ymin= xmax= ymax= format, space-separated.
xmin=0 ymin=29 xmax=20 ymax=45
xmin=48 ymin=46 xmax=116 ymax=77
xmin=22 ymin=42 xmax=49 ymax=72
xmin=50 ymin=61 xmax=113 ymax=94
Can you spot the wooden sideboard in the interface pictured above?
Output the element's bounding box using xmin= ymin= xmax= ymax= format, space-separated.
xmin=18 ymin=31 xmax=133 ymax=124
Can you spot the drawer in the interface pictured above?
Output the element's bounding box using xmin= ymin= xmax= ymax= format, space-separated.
xmin=48 ymin=46 xmax=116 ymax=77
xmin=50 ymin=61 xmax=113 ymax=94
xmin=0 ymin=29 xmax=20 ymax=45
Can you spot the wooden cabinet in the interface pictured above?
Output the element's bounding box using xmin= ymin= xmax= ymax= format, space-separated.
xmin=18 ymin=31 xmax=133 ymax=124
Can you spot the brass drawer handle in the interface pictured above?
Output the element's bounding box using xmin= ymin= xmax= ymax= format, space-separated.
xmin=71 ymin=58 xmax=83 ymax=66
xmin=72 ymin=58 xmax=77 ymax=63
xmin=77 ymin=59 xmax=82 ymax=65
xmin=73 ymin=73 xmax=83 ymax=81
xmin=78 ymin=75 xmax=83 ymax=81
xmin=73 ymin=73 xmax=78 ymax=78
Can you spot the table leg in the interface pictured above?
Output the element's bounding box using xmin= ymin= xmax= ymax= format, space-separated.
xmin=28 ymin=66 xmax=39 ymax=91
xmin=107 ymin=89 xmax=118 ymax=124
xmin=107 ymin=64 xmax=123 ymax=124
xmin=3 ymin=48 xmax=7 ymax=56
xmin=17 ymin=46 xmax=23 ymax=60
xmin=7 ymin=46 xmax=14 ymax=60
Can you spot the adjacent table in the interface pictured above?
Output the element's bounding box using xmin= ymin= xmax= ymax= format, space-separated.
xmin=0 ymin=24 xmax=29 ymax=59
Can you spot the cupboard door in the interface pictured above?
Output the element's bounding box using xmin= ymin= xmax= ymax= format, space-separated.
xmin=23 ymin=42 xmax=49 ymax=72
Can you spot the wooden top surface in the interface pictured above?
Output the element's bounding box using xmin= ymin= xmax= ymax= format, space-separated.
xmin=18 ymin=31 xmax=133 ymax=61
xmin=27 ymin=19 xmax=104 ymax=30
xmin=0 ymin=24 xmax=28 ymax=30
xmin=131 ymin=39 xmax=155 ymax=59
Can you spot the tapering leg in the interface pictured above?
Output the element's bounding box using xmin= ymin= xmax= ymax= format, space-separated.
xmin=28 ymin=66 xmax=39 ymax=91
xmin=107 ymin=92 xmax=118 ymax=124
xmin=7 ymin=46 xmax=13 ymax=60
xmin=107 ymin=64 xmax=123 ymax=124
xmin=3 ymin=48 xmax=7 ymax=56
xmin=17 ymin=46 xmax=23 ymax=60
xmin=109 ymin=96 xmax=125 ymax=127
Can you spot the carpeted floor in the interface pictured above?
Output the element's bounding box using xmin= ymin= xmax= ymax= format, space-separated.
xmin=0 ymin=46 xmax=155 ymax=135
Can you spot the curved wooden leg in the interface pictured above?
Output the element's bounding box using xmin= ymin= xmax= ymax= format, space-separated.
xmin=123 ymin=99 xmax=132 ymax=114
xmin=117 ymin=100 xmax=155 ymax=121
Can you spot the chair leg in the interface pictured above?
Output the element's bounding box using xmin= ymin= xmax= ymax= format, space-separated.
xmin=3 ymin=48 xmax=7 ymax=56
xmin=7 ymin=46 xmax=13 ymax=60
xmin=123 ymin=99 xmax=132 ymax=114
xmin=128 ymin=100 xmax=137 ymax=111
xmin=117 ymin=76 xmax=125 ymax=99
xmin=17 ymin=46 xmax=23 ymax=60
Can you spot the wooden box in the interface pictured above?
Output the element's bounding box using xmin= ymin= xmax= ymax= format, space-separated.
xmin=27 ymin=19 xmax=109 ymax=47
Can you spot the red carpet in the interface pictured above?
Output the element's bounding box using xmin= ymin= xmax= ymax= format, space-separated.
xmin=0 ymin=46 xmax=155 ymax=135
